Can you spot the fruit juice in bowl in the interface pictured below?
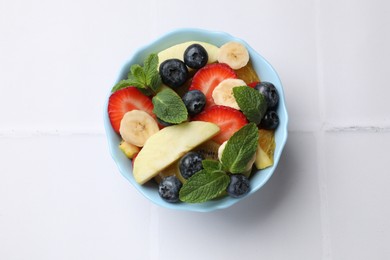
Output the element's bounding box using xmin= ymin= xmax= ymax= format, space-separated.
xmin=104 ymin=28 xmax=288 ymax=212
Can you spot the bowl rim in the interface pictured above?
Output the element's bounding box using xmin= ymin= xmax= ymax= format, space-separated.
xmin=104 ymin=28 xmax=288 ymax=212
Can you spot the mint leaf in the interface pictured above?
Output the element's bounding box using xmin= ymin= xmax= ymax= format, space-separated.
xmin=152 ymin=88 xmax=188 ymax=124
xmin=111 ymin=78 xmax=146 ymax=93
xmin=127 ymin=63 xmax=144 ymax=78
xmin=113 ymin=53 xmax=161 ymax=95
xmin=202 ymin=160 xmax=224 ymax=172
xmin=221 ymin=123 xmax=259 ymax=173
xmin=143 ymin=54 xmax=161 ymax=93
xmin=179 ymin=170 xmax=230 ymax=203
xmin=111 ymin=79 xmax=135 ymax=92
xmin=149 ymin=73 xmax=162 ymax=93
xmin=144 ymin=53 xmax=159 ymax=79
xmin=233 ymin=86 xmax=267 ymax=124
xmin=130 ymin=64 xmax=146 ymax=82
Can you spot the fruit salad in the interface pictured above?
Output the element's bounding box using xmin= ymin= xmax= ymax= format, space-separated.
xmin=107 ymin=40 xmax=280 ymax=203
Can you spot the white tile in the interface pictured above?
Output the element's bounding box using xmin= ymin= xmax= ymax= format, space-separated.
xmin=0 ymin=135 xmax=152 ymax=260
xmin=1 ymin=0 xmax=390 ymax=259
xmin=0 ymin=133 xmax=323 ymax=260
xmin=149 ymin=0 xmax=321 ymax=131
xmin=154 ymin=133 xmax=323 ymax=260
xmin=0 ymin=0 xmax=154 ymax=132
xmin=0 ymin=0 xmax=322 ymax=133
xmin=324 ymin=132 xmax=390 ymax=259
xmin=318 ymin=0 xmax=390 ymax=125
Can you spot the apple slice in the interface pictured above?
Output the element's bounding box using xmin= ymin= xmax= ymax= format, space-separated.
xmin=133 ymin=121 xmax=220 ymax=184
xmin=157 ymin=41 xmax=219 ymax=69
xmin=255 ymin=129 xmax=276 ymax=169
xmin=119 ymin=140 xmax=139 ymax=159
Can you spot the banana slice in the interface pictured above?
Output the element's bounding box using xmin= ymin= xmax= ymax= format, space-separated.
xmin=119 ymin=110 xmax=159 ymax=147
xmin=212 ymin=78 xmax=246 ymax=110
xmin=217 ymin=41 xmax=250 ymax=70
xmin=217 ymin=141 xmax=226 ymax=162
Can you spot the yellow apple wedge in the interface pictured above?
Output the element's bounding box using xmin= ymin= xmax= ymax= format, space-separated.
xmin=255 ymin=129 xmax=276 ymax=169
xmin=133 ymin=121 xmax=220 ymax=184
xmin=157 ymin=41 xmax=219 ymax=69
xmin=255 ymin=147 xmax=273 ymax=169
xmin=119 ymin=140 xmax=140 ymax=159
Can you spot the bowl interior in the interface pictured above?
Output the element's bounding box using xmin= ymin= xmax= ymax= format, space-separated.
xmin=104 ymin=28 xmax=288 ymax=212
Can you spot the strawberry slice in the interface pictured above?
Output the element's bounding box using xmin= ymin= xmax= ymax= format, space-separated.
xmin=192 ymin=105 xmax=248 ymax=144
xmin=189 ymin=63 xmax=237 ymax=107
xmin=247 ymin=82 xmax=259 ymax=88
xmin=108 ymin=87 xmax=154 ymax=133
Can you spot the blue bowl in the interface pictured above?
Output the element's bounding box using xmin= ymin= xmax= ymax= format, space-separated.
xmin=104 ymin=28 xmax=288 ymax=212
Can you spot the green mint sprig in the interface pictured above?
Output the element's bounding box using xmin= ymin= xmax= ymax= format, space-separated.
xmin=111 ymin=53 xmax=161 ymax=95
xmin=233 ymin=86 xmax=267 ymax=124
xmin=152 ymin=87 xmax=188 ymax=124
xmin=179 ymin=170 xmax=229 ymax=203
xmin=221 ymin=122 xmax=259 ymax=173
xmin=201 ymin=159 xmax=224 ymax=172
xmin=179 ymin=123 xmax=258 ymax=203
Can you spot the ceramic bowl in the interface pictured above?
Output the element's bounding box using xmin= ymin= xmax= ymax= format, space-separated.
xmin=104 ymin=28 xmax=288 ymax=212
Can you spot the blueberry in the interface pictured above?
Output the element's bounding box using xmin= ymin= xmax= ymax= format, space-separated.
xmin=179 ymin=152 xmax=204 ymax=179
xmin=158 ymin=176 xmax=182 ymax=203
xmin=159 ymin=59 xmax=188 ymax=88
xmin=183 ymin=44 xmax=208 ymax=69
xmin=254 ymin=81 xmax=279 ymax=110
xmin=226 ymin=174 xmax=250 ymax=198
xmin=182 ymin=90 xmax=206 ymax=116
xmin=260 ymin=110 xmax=279 ymax=130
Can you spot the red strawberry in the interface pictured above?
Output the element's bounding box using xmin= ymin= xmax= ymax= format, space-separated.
xmin=189 ymin=63 xmax=237 ymax=107
xmin=247 ymin=82 xmax=259 ymax=88
xmin=192 ymin=105 xmax=248 ymax=144
xmin=108 ymin=87 xmax=154 ymax=133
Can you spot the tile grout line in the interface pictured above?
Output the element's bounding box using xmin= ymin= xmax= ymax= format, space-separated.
xmin=324 ymin=124 xmax=390 ymax=133
xmin=315 ymin=131 xmax=333 ymax=260
xmin=312 ymin=5 xmax=390 ymax=259
xmin=1 ymin=123 xmax=390 ymax=138
xmin=0 ymin=129 xmax=105 ymax=138
xmin=314 ymin=0 xmax=333 ymax=259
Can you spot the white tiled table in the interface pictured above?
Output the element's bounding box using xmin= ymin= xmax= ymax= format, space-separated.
xmin=1 ymin=0 xmax=389 ymax=259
